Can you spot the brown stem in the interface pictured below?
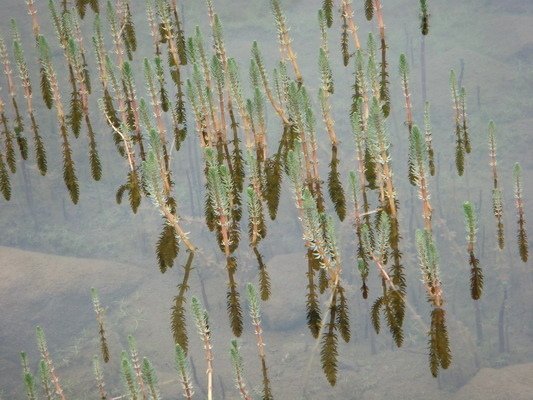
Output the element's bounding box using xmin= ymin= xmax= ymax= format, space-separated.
xmin=402 ymin=79 xmax=413 ymax=133
xmin=42 ymin=349 xmax=66 ymax=400
xmin=26 ymin=0 xmax=41 ymax=38
xmin=322 ymin=91 xmax=338 ymax=146
xmin=161 ymin=204 xmax=197 ymax=253
xmin=418 ymin=174 xmax=433 ymax=232
xmin=103 ymin=112 xmax=136 ymax=173
xmin=373 ymin=0 xmax=386 ymax=41
xmin=342 ymin=0 xmax=361 ymax=50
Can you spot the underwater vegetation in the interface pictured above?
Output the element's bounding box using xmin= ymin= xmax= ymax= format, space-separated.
xmin=462 ymin=201 xmax=484 ymax=301
xmin=1 ymin=0 xmax=531 ymax=397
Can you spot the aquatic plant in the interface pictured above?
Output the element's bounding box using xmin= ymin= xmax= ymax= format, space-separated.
xmin=142 ymin=128 xmax=196 ymax=254
xmin=399 ymin=54 xmax=416 ymax=185
xmin=21 ymin=291 xmax=293 ymax=399
xmin=142 ymin=357 xmax=161 ymax=400
xmin=320 ymin=287 xmax=340 ymax=387
xmin=365 ymin=0 xmax=374 ymax=21
xmin=195 ymin=9 xmax=246 ymax=210
xmin=203 ymin=148 xmax=243 ymax=335
xmin=271 ymin=0 xmax=303 ymax=84
xmin=229 ymin=340 xmax=253 ymax=400
xmin=367 ymin=34 xmax=380 ymax=101
xmin=283 ymin=84 xmax=324 ymax=217
xmin=121 ymin=0 xmax=137 ymax=60
xmin=245 ymin=152 xmax=271 ymax=299
xmin=328 ymin=144 xmax=347 ymax=221
xmin=249 ymin=60 xmax=269 ymax=163
xmin=305 ymin=248 xmax=322 ymax=338
xmin=11 ymin=19 xmax=47 ymax=176
xmin=399 ymin=54 xmax=414 ymax=134
xmin=488 ymin=121 xmax=505 ymax=249
xmin=155 ymin=0 xmax=188 ymax=147
xmin=363 ymin=86 xmax=405 ymax=343
xmin=0 ymin=87 xmax=16 ymax=174
xmin=2 ymin=0 xmax=530 ymax=390
xmin=459 ymin=87 xmax=471 ymax=154
xmin=96 ymin=55 xmax=143 ymax=215
xmin=120 ymin=350 xmax=138 ymax=399
xmin=227 ymin=58 xmax=254 ymax=150
xmin=428 ymin=306 xmax=451 ymax=378
xmin=424 ymin=102 xmax=435 ymax=176
xmin=409 ymin=125 xmax=433 ymax=231
xmin=463 ymin=201 xmax=484 ymax=300
xmin=171 ymin=252 xmax=194 ymax=354
xmin=349 ymin=171 xmax=369 ymax=298
xmin=103 ymin=0 xmax=147 ymax=165
xmin=204 ymin=6 xmax=240 ymax=174
xmin=0 ymin=95 xmax=12 ymax=201
xmin=191 ymin=296 xmax=214 ymax=400
xmin=360 ymin=213 xmax=403 ymax=346
xmin=349 ymin=95 xmax=378 ymax=300
xmin=48 ymin=0 xmax=86 ymax=136
xmin=92 ymin=356 xmax=108 ymax=400
xmin=158 ymin=0 xmax=187 ymax=66
xmin=24 ymin=0 xmax=52 ymax=111
xmin=420 ymin=0 xmax=430 ymax=35
xmin=246 ymin=283 xmax=273 ymax=399
xmin=0 ymin=35 xmax=27 ymax=161
xmin=65 ymin=14 xmax=102 ymax=181
xmin=286 ymin=142 xmax=350 ymax=384
xmin=415 ymin=230 xmax=451 ymax=377
xmin=322 ymin=0 xmax=333 ymax=28
xmin=341 ymin=0 xmax=362 ymax=59
xmin=127 ymin=335 xmax=149 ymax=398
xmin=368 ymin=97 xmax=397 ymax=218
xmin=406 ymin=116 xmax=451 ymax=375
xmin=39 ymin=359 xmax=54 ymax=400
xmin=251 ymin=41 xmax=289 ymax=126
xmin=318 ymin=20 xmax=335 ymax=136
xmin=36 ymin=326 xmax=66 ymax=400
xmin=0 ymin=153 xmax=10 ymax=201
xmin=92 ymin=16 xmax=121 ymax=152
xmin=38 ymin=35 xmax=80 ymax=204
xmin=20 ymin=352 xmax=37 ymax=400
xmin=287 ymin=149 xmax=340 ymax=284
xmin=75 ymin=0 xmax=99 ymax=18
xmin=317 ymin=11 xmax=347 ymax=221
xmin=513 ymin=163 xmax=528 ymax=262
xmin=372 ymin=0 xmax=391 ymax=117
xmin=450 ymin=70 xmax=466 ymax=176
xmin=91 ymin=288 xmax=110 ymax=363
xmin=340 ymin=13 xmax=350 ymax=67
xmin=98 ymin=336 xmax=164 ymax=400
xmin=175 ymin=343 xmax=194 ymax=399
xmin=121 ymin=61 xmax=146 ymax=162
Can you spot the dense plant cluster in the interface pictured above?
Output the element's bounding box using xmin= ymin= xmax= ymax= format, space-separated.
xmin=1 ymin=0 xmax=529 ymax=397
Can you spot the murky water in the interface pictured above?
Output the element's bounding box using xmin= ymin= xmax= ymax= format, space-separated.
xmin=1 ymin=0 xmax=533 ymax=399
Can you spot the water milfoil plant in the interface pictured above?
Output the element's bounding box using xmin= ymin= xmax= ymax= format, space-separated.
xmin=463 ymin=201 xmax=484 ymax=300
xmin=38 ymin=35 xmax=80 ymax=204
xmin=415 ymin=230 xmax=451 ymax=377
xmin=419 ymin=0 xmax=430 ymax=35
xmin=10 ymin=19 xmax=47 ymax=176
xmin=246 ymin=283 xmax=274 ymax=399
xmin=450 ymin=69 xmax=465 ymax=176
xmin=91 ymin=288 xmax=110 ymax=363
xmin=513 ymin=163 xmax=528 ymax=262
xmin=2 ymin=0 xmax=530 ymax=391
xmin=488 ymin=121 xmax=505 ymax=249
